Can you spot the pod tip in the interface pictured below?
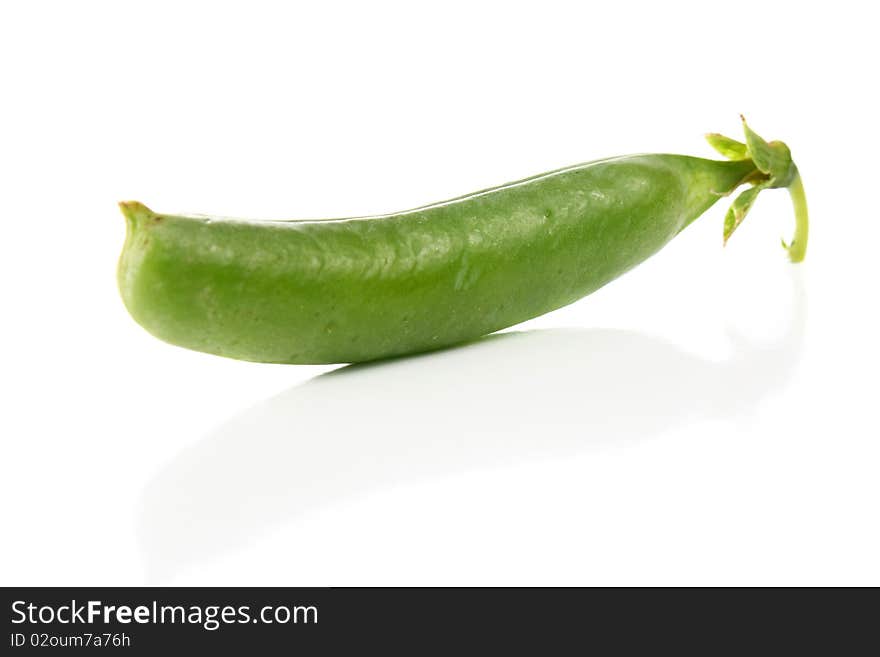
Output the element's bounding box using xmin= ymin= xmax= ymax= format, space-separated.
xmin=118 ymin=201 xmax=153 ymax=219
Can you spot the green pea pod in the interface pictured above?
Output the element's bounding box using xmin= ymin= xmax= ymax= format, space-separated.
xmin=118 ymin=119 xmax=808 ymax=364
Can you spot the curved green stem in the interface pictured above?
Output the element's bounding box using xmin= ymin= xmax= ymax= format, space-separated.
xmin=786 ymin=172 xmax=809 ymax=263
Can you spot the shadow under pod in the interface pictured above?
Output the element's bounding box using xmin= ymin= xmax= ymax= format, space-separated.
xmin=138 ymin=270 xmax=805 ymax=582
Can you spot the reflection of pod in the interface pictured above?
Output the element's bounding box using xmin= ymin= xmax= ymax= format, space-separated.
xmin=139 ymin=271 xmax=805 ymax=581
xmin=118 ymin=121 xmax=805 ymax=364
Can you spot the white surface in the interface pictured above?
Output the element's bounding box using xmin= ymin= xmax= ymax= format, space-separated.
xmin=1 ymin=1 xmax=877 ymax=586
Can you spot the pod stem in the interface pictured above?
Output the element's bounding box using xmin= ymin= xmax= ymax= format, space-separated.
xmin=706 ymin=117 xmax=808 ymax=262
xmin=785 ymin=172 xmax=808 ymax=263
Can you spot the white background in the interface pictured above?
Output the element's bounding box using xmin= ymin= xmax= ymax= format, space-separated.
xmin=1 ymin=1 xmax=877 ymax=586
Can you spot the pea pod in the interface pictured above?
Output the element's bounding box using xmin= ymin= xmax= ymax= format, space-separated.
xmin=118 ymin=118 xmax=807 ymax=364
